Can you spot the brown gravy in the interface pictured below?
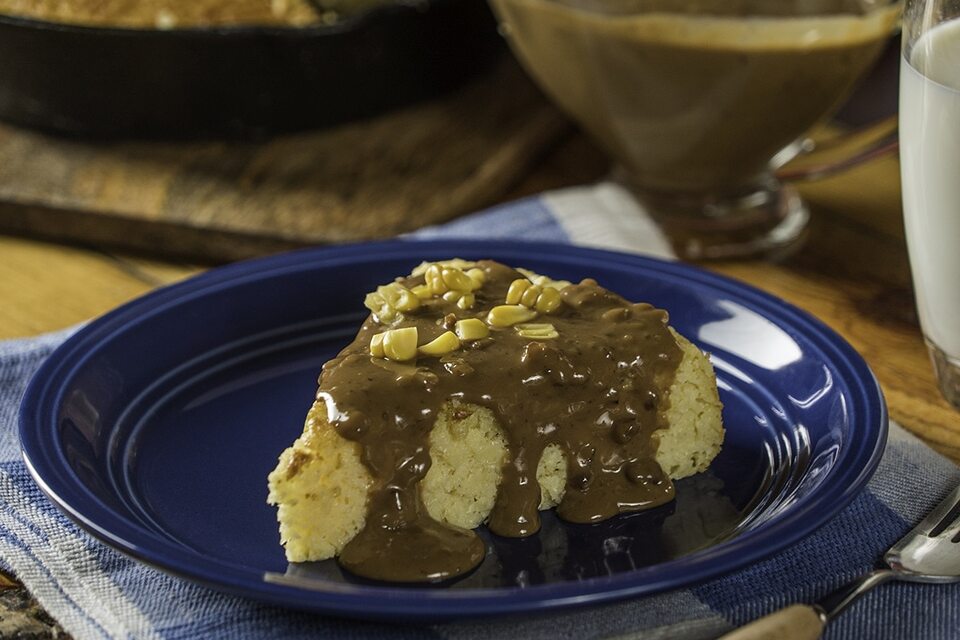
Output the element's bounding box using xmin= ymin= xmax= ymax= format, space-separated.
xmin=491 ymin=0 xmax=900 ymax=192
xmin=316 ymin=261 xmax=683 ymax=582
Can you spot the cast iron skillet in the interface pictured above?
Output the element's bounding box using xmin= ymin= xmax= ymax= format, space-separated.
xmin=0 ymin=0 xmax=503 ymax=139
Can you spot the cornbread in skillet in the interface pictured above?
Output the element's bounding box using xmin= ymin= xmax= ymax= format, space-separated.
xmin=0 ymin=0 xmax=319 ymax=28
xmin=267 ymin=259 xmax=724 ymax=581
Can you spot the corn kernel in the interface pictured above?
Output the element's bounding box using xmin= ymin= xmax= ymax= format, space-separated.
xmin=377 ymin=284 xmax=398 ymax=305
xmin=363 ymin=291 xmax=398 ymax=323
xmin=418 ymin=330 xmax=461 ymax=356
xmin=425 ymin=265 xmax=445 ymax=295
xmin=535 ymin=287 xmax=562 ymax=314
xmin=364 ymin=282 xmax=423 ymax=322
xmin=443 ymin=290 xmax=461 ymax=302
xmin=415 ymin=261 xmax=482 ymax=298
xmin=456 ymin=293 xmax=475 ymax=310
xmin=364 ymin=291 xmax=385 ymax=316
xmin=411 ymin=284 xmax=433 ymax=300
xmin=516 ymin=267 xmax=539 ymax=281
xmin=444 ymin=259 xmax=478 ymax=271
xmin=369 ymin=332 xmax=386 ymax=357
xmin=466 ymin=268 xmax=486 ymax=286
xmin=487 ymin=304 xmax=538 ymax=327
xmin=507 ymin=278 xmax=560 ymax=312
xmin=377 ymin=283 xmax=420 ymax=313
xmin=382 ymin=327 xmax=418 ymax=361
xmin=410 ymin=261 xmax=433 ymax=277
xmin=516 ymin=268 xmax=571 ymax=290
xmin=506 ymin=278 xmax=530 ymax=305
xmin=520 ymin=284 xmax=542 ymax=308
xmin=441 ymin=267 xmax=476 ymax=293
xmin=455 ymin=318 xmax=490 ymax=341
xmin=411 ymin=259 xmax=477 ymax=277
xmin=515 ymin=323 xmax=558 ymax=340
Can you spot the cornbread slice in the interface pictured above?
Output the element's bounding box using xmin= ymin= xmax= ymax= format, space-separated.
xmin=267 ymin=330 xmax=723 ymax=563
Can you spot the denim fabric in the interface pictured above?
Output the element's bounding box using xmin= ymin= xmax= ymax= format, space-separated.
xmin=1 ymin=184 xmax=957 ymax=639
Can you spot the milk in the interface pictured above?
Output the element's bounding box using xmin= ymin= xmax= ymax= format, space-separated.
xmin=900 ymin=18 xmax=960 ymax=358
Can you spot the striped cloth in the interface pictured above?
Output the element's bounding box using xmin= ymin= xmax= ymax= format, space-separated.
xmin=1 ymin=184 xmax=958 ymax=639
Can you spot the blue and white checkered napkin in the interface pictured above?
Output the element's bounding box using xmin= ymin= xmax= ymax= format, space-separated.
xmin=2 ymin=183 xmax=959 ymax=639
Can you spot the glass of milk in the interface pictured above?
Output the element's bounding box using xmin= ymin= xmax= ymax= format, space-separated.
xmin=900 ymin=0 xmax=960 ymax=409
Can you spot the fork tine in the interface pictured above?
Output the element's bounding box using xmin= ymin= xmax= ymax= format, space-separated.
xmin=936 ymin=512 xmax=960 ymax=544
xmin=931 ymin=501 xmax=960 ymax=538
xmin=916 ymin=483 xmax=960 ymax=537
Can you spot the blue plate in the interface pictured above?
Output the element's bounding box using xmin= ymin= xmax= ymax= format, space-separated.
xmin=19 ymin=240 xmax=887 ymax=621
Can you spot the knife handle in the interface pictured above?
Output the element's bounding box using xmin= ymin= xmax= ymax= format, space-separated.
xmin=717 ymin=604 xmax=826 ymax=640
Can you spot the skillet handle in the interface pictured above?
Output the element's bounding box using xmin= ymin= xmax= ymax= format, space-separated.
xmin=717 ymin=604 xmax=826 ymax=640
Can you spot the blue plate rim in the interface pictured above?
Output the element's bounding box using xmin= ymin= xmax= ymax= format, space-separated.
xmin=19 ymin=239 xmax=888 ymax=620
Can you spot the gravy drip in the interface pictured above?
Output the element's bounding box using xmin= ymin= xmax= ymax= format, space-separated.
xmin=321 ymin=261 xmax=683 ymax=582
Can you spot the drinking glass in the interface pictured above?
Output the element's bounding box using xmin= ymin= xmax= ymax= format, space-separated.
xmin=900 ymin=0 xmax=960 ymax=409
xmin=491 ymin=0 xmax=901 ymax=259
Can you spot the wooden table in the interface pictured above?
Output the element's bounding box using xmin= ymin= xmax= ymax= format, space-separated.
xmin=1 ymin=127 xmax=958 ymax=637
xmin=3 ymin=131 xmax=956 ymax=455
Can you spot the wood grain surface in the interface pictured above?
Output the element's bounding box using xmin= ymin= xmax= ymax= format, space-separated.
xmin=0 ymin=108 xmax=958 ymax=640
xmin=1 ymin=133 xmax=956 ymax=461
xmin=0 ymin=59 xmax=568 ymax=262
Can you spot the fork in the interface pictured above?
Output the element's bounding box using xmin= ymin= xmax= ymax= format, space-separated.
xmin=720 ymin=483 xmax=960 ymax=640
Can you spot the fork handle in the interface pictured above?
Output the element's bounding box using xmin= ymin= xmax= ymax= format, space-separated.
xmin=717 ymin=569 xmax=897 ymax=640
xmin=815 ymin=569 xmax=896 ymax=619
xmin=717 ymin=604 xmax=825 ymax=640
